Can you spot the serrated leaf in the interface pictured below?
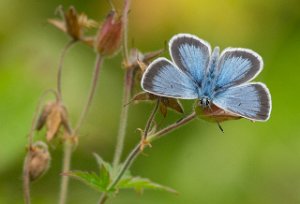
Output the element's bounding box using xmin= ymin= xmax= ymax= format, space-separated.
xmin=64 ymin=170 xmax=110 ymax=192
xmin=92 ymin=153 xmax=111 ymax=189
xmin=93 ymin=153 xmax=112 ymax=173
xmin=117 ymin=176 xmax=178 ymax=194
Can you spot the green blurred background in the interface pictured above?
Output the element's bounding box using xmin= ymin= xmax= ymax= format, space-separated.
xmin=1 ymin=0 xmax=300 ymax=203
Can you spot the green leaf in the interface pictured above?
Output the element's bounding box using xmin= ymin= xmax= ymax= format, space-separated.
xmin=64 ymin=170 xmax=110 ymax=192
xmin=93 ymin=153 xmax=112 ymax=173
xmin=93 ymin=153 xmax=111 ymax=187
xmin=117 ymin=176 xmax=178 ymax=194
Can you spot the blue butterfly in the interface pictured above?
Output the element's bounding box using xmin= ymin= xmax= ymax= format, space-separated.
xmin=141 ymin=33 xmax=272 ymax=123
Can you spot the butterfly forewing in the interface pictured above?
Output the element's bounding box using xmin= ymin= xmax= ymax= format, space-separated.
xmin=215 ymin=48 xmax=263 ymax=91
xmin=141 ymin=58 xmax=198 ymax=99
xmin=169 ymin=34 xmax=211 ymax=85
xmin=212 ymin=83 xmax=271 ymax=121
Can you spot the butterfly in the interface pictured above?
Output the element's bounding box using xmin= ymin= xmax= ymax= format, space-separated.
xmin=141 ymin=33 xmax=272 ymax=126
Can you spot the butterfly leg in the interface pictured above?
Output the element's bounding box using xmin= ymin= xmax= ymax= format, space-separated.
xmin=217 ymin=122 xmax=224 ymax=133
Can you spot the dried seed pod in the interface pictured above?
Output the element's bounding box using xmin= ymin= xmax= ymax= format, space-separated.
xmin=28 ymin=141 xmax=51 ymax=181
xmin=48 ymin=6 xmax=98 ymax=43
xmin=36 ymin=102 xmax=71 ymax=142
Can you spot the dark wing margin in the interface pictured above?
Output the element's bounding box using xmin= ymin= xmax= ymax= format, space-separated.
xmin=215 ymin=48 xmax=263 ymax=90
xmin=169 ymin=33 xmax=211 ymax=85
xmin=141 ymin=57 xmax=198 ymax=99
xmin=213 ymin=82 xmax=271 ymax=121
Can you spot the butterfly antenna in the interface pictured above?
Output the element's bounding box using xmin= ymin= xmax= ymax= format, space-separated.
xmin=217 ymin=122 xmax=224 ymax=133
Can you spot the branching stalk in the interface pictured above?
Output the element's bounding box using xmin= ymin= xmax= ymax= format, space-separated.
xmin=99 ymin=112 xmax=197 ymax=204
xmin=59 ymin=54 xmax=104 ymax=204
xmin=143 ymin=99 xmax=160 ymax=140
xmin=149 ymin=112 xmax=197 ymax=142
xmin=57 ymin=40 xmax=76 ymax=101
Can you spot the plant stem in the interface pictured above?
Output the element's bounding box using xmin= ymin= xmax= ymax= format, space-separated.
xmin=57 ymin=40 xmax=76 ymax=101
xmin=74 ymin=54 xmax=104 ymax=135
xmin=112 ymin=0 xmax=132 ymax=168
xmin=23 ymin=90 xmax=58 ymax=204
xmin=115 ymin=112 xmax=197 ymax=185
xmin=58 ymin=54 xmax=103 ymax=204
xmin=149 ymin=112 xmax=197 ymax=142
xmin=143 ymin=99 xmax=160 ymax=140
xmin=58 ymin=140 xmax=73 ymax=204
xmin=122 ymin=0 xmax=131 ymax=61
xmin=99 ymin=112 xmax=197 ymax=204
xmin=112 ymin=68 xmax=133 ymax=167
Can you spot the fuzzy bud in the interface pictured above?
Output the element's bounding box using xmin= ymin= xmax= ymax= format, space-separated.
xmin=28 ymin=141 xmax=51 ymax=181
xmin=95 ymin=10 xmax=123 ymax=56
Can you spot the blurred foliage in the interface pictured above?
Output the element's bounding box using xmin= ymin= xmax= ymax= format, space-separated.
xmin=0 ymin=0 xmax=300 ymax=203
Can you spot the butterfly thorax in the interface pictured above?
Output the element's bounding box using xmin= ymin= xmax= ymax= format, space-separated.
xmin=198 ymin=46 xmax=220 ymax=104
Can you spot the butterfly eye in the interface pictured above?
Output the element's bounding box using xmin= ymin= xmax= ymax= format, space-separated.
xmin=206 ymin=100 xmax=209 ymax=106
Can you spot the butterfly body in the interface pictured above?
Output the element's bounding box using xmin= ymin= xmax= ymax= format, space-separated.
xmin=141 ymin=33 xmax=272 ymax=122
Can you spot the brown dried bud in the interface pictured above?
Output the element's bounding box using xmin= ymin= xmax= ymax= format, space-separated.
xmin=36 ymin=102 xmax=71 ymax=142
xmin=126 ymin=48 xmax=164 ymax=71
xmin=95 ymin=10 xmax=123 ymax=56
xmin=48 ymin=6 xmax=98 ymax=43
xmin=194 ymin=101 xmax=241 ymax=123
xmin=28 ymin=141 xmax=51 ymax=181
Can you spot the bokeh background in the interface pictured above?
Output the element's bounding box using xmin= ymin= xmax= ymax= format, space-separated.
xmin=1 ymin=0 xmax=300 ymax=203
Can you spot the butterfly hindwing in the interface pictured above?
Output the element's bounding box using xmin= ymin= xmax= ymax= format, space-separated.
xmin=212 ymin=82 xmax=271 ymax=121
xmin=169 ymin=33 xmax=211 ymax=84
xmin=141 ymin=58 xmax=198 ymax=99
xmin=215 ymin=48 xmax=263 ymax=91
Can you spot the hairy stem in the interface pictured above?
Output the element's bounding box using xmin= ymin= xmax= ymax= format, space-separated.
xmin=57 ymin=40 xmax=76 ymax=101
xmin=23 ymin=90 xmax=58 ymax=204
xmin=112 ymin=0 xmax=132 ymax=168
xmin=74 ymin=54 xmax=104 ymax=135
xmin=112 ymin=68 xmax=133 ymax=167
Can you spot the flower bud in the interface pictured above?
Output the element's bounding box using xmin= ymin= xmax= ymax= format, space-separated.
xmin=28 ymin=141 xmax=51 ymax=181
xmin=95 ymin=10 xmax=123 ymax=56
